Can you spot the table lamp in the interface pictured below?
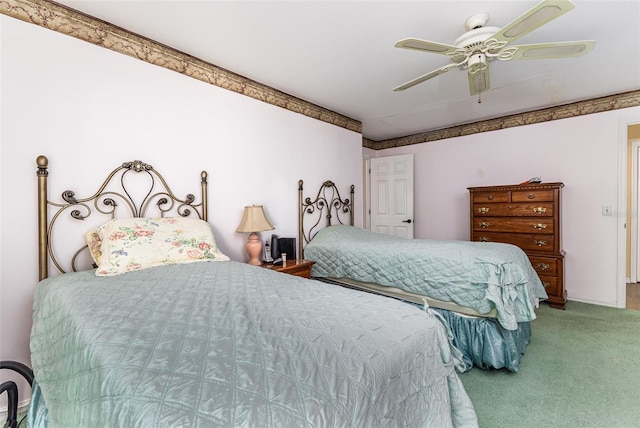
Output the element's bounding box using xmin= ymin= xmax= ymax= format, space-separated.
xmin=236 ymin=205 xmax=275 ymax=265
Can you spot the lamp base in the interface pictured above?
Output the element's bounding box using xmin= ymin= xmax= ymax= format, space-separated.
xmin=245 ymin=232 xmax=263 ymax=266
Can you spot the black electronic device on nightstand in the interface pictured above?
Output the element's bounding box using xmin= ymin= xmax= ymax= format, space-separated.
xmin=270 ymin=235 xmax=296 ymax=265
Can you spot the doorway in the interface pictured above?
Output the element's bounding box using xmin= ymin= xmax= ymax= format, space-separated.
xmin=629 ymin=139 xmax=640 ymax=284
xmin=624 ymin=124 xmax=640 ymax=310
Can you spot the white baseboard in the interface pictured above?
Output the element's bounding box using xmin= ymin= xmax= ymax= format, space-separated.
xmin=568 ymin=297 xmax=620 ymax=308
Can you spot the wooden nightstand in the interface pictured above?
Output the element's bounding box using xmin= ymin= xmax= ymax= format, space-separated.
xmin=260 ymin=259 xmax=315 ymax=278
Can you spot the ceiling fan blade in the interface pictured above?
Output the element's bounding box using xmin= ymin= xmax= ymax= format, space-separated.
xmin=468 ymin=67 xmax=490 ymax=96
xmin=490 ymin=0 xmax=575 ymax=45
xmin=395 ymin=37 xmax=461 ymax=55
xmin=393 ymin=63 xmax=460 ymax=92
xmin=508 ymin=40 xmax=596 ymax=60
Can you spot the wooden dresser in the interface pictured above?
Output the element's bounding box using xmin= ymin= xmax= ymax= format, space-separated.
xmin=468 ymin=182 xmax=566 ymax=309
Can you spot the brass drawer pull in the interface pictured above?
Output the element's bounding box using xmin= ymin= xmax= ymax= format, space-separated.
xmin=534 ymin=240 xmax=547 ymax=247
xmin=479 ymin=237 xmax=490 ymax=242
xmin=533 ymin=207 xmax=547 ymax=214
xmin=533 ymin=223 xmax=547 ymax=230
xmin=535 ymin=263 xmax=550 ymax=271
xmin=478 ymin=207 xmax=490 ymax=214
xmin=487 ymin=195 xmax=494 ymax=200
xmin=542 ymin=281 xmax=551 ymax=289
xmin=528 ymin=193 xmax=535 ymax=199
xmin=480 ymin=222 xmax=489 ymax=228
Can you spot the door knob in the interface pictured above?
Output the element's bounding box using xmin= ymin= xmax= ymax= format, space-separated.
xmin=402 ymin=219 xmax=412 ymax=223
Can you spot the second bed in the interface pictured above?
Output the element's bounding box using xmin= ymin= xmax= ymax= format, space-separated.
xmin=298 ymin=180 xmax=548 ymax=372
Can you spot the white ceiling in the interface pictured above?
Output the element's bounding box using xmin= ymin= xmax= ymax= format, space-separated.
xmin=55 ymin=1 xmax=640 ymax=141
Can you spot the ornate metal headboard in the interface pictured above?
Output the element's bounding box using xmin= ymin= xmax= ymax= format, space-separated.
xmin=36 ymin=155 xmax=208 ymax=280
xmin=298 ymin=179 xmax=354 ymax=259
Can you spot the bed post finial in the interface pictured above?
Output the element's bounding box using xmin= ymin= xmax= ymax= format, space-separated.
xmin=37 ymin=155 xmax=48 ymax=173
xmin=37 ymin=155 xmax=49 ymax=281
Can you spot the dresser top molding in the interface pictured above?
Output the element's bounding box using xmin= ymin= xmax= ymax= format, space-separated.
xmin=468 ymin=182 xmax=564 ymax=192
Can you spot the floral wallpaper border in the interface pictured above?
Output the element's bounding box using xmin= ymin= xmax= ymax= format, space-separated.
xmin=2 ymin=0 xmax=638 ymax=150
xmin=1 ymin=0 xmax=361 ymax=134
xmin=365 ymin=89 xmax=640 ymax=150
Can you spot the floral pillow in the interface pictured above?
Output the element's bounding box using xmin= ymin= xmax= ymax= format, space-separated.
xmin=90 ymin=217 xmax=229 ymax=277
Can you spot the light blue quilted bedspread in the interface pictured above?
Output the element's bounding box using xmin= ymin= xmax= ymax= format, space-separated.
xmin=29 ymin=261 xmax=477 ymax=428
xmin=304 ymin=225 xmax=548 ymax=330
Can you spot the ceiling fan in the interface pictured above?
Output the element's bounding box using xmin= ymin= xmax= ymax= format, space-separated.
xmin=393 ymin=0 xmax=596 ymax=98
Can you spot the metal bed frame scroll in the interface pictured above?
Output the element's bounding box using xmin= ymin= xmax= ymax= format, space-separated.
xmin=0 ymin=361 xmax=33 ymax=428
xmin=36 ymin=155 xmax=208 ymax=280
xmin=297 ymin=179 xmax=354 ymax=259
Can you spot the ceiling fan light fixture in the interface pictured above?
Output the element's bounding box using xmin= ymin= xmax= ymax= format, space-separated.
xmin=468 ymin=54 xmax=487 ymax=73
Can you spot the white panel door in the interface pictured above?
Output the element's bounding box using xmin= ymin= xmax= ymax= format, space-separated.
xmin=370 ymin=154 xmax=414 ymax=238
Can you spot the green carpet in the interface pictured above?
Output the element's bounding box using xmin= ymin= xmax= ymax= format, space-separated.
xmin=459 ymin=301 xmax=640 ymax=428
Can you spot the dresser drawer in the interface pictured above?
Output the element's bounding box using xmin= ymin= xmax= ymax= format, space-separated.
xmin=538 ymin=275 xmax=558 ymax=297
xmin=473 ymin=232 xmax=556 ymax=253
xmin=511 ymin=190 xmax=555 ymax=202
xmin=528 ymin=255 xmax=558 ymax=276
xmin=473 ymin=202 xmax=554 ymax=217
xmin=472 ymin=191 xmax=510 ymax=203
xmin=473 ymin=217 xmax=554 ymax=234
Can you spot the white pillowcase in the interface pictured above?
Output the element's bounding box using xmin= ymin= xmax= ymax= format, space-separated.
xmin=89 ymin=217 xmax=229 ymax=277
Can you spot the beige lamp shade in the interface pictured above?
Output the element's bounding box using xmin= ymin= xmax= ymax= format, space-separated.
xmin=235 ymin=205 xmax=275 ymax=233
xmin=236 ymin=205 xmax=274 ymax=266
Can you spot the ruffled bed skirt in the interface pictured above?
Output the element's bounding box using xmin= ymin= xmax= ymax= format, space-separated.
xmin=432 ymin=308 xmax=531 ymax=372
